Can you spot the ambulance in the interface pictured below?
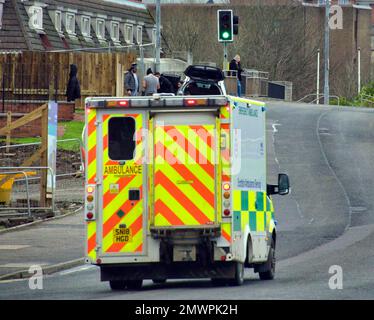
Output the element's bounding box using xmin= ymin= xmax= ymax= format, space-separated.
xmin=84 ymin=93 xmax=290 ymax=290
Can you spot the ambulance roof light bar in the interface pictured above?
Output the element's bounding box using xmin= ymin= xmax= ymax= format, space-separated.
xmin=88 ymin=96 xmax=228 ymax=108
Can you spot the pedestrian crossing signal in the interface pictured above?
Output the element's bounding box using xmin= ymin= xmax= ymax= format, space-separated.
xmin=218 ymin=10 xmax=233 ymax=42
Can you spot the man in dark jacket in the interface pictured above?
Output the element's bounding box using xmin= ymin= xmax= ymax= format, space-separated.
xmin=154 ymin=72 xmax=174 ymax=94
xmin=229 ymin=55 xmax=243 ymax=97
xmin=124 ymin=63 xmax=139 ymax=96
xmin=66 ymin=64 xmax=81 ymax=102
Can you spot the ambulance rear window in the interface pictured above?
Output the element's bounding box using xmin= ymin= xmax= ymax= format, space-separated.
xmin=108 ymin=117 xmax=136 ymax=160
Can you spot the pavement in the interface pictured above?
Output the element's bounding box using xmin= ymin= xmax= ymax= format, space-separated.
xmin=0 ymin=101 xmax=373 ymax=299
xmin=0 ymin=211 xmax=85 ymax=279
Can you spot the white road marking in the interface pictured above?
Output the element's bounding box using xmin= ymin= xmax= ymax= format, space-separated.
xmin=59 ymin=265 xmax=95 ymax=276
xmin=0 ymin=245 xmax=31 ymax=250
xmin=0 ymin=263 xmax=49 ymax=268
xmin=272 ymin=123 xmax=281 ymax=133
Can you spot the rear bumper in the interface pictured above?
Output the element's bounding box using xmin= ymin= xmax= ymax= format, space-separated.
xmin=150 ymin=224 xmax=221 ymax=241
xmin=100 ymin=261 xmax=237 ymax=281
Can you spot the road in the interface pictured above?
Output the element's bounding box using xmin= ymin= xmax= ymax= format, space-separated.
xmin=1 ymin=101 xmax=374 ymax=299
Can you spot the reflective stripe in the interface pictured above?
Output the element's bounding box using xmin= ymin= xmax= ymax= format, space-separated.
xmin=153 ymin=124 xmax=216 ymax=227
xmin=100 ymin=113 xmax=144 ymax=254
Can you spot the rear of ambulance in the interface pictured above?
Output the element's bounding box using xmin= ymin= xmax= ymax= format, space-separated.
xmin=84 ymin=96 xmax=233 ymax=285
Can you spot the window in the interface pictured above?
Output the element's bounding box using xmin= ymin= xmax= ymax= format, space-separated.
xmin=66 ymin=13 xmax=75 ymax=34
xmin=96 ymin=19 xmax=105 ymax=39
xmin=30 ymin=6 xmax=43 ymax=29
xmin=124 ymin=24 xmax=133 ymax=43
xmin=108 ymin=117 xmax=136 ymax=161
xmin=136 ymin=25 xmax=142 ymax=44
xmin=81 ymin=16 xmax=91 ymax=37
xmin=111 ymin=22 xmax=120 ymax=42
xmin=55 ymin=11 xmax=62 ymax=33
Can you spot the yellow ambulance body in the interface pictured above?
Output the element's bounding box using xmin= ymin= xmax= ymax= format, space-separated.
xmin=84 ymin=95 xmax=289 ymax=290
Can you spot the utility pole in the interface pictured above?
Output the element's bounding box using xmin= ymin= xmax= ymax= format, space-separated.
xmin=324 ymin=0 xmax=330 ymax=105
xmin=358 ymin=47 xmax=361 ymax=94
xmin=155 ymin=0 xmax=161 ymax=73
xmin=317 ymin=49 xmax=320 ymax=105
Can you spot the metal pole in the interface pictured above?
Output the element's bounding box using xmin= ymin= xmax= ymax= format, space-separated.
xmin=324 ymin=0 xmax=330 ymax=105
xmin=358 ymin=47 xmax=361 ymax=94
xmin=317 ymin=49 xmax=320 ymax=105
xmin=223 ymin=42 xmax=228 ymax=71
xmin=155 ymin=0 xmax=161 ymax=73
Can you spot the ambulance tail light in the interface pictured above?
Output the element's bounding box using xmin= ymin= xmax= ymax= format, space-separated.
xmin=223 ymin=209 xmax=231 ymax=216
xmin=222 ymin=183 xmax=231 ymax=217
xmin=85 ymin=185 xmax=96 ymax=221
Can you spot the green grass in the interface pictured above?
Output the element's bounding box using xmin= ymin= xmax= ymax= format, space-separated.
xmin=1 ymin=120 xmax=84 ymax=151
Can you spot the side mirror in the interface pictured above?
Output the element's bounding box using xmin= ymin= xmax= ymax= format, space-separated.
xmin=267 ymin=173 xmax=290 ymax=196
xmin=278 ymin=173 xmax=290 ymax=195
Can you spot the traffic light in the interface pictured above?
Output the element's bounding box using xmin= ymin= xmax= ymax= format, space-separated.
xmin=233 ymin=15 xmax=239 ymax=35
xmin=217 ymin=10 xmax=233 ymax=42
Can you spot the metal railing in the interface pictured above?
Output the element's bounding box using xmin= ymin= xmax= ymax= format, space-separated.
xmin=0 ymin=138 xmax=84 ymax=177
xmin=297 ymin=93 xmax=340 ymax=106
xmin=0 ymin=166 xmax=55 ymax=217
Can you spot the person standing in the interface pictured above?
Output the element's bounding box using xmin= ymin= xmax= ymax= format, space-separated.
xmin=229 ymin=54 xmax=243 ymax=97
xmin=142 ymin=68 xmax=160 ymax=96
xmin=124 ymin=63 xmax=139 ymax=96
xmin=154 ymin=72 xmax=174 ymax=94
xmin=66 ymin=64 xmax=81 ymax=102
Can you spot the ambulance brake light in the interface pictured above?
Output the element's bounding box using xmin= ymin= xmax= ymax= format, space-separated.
xmin=86 ymin=212 xmax=94 ymax=220
xmin=118 ymin=100 xmax=129 ymax=107
xmin=223 ymin=209 xmax=231 ymax=216
xmin=183 ymin=98 xmax=208 ymax=107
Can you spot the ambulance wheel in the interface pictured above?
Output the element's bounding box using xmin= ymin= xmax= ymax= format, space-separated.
xmin=109 ymin=280 xmax=127 ymax=291
xmin=259 ymin=240 xmax=276 ymax=280
xmin=211 ymin=278 xmax=227 ymax=286
xmin=152 ymin=278 xmax=167 ymax=284
xmin=229 ymin=262 xmax=244 ymax=286
xmin=127 ymin=279 xmax=143 ymax=290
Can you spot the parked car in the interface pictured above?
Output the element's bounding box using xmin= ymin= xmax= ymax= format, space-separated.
xmin=178 ymin=65 xmax=226 ymax=96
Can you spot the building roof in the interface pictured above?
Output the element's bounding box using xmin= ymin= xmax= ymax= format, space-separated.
xmin=0 ymin=0 xmax=160 ymax=52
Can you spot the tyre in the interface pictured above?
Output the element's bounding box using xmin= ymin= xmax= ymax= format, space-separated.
xmin=152 ymin=278 xmax=167 ymax=284
xmin=229 ymin=262 xmax=244 ymax=286
xmin=259 ymin=240 xmax=276 ymax=280
xmin=127 ymin=279 xmax=143 ymax=290
xmin=109 ymin=280 xmax=127 ymax=291
xmin=211 ymin=278 xmax=227 ymax=287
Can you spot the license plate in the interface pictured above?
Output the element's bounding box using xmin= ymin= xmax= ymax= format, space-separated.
xmin=113 ymin=227 xmax=132 ymax=243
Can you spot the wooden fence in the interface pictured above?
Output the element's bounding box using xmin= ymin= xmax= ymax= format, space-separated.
xmin=0 ymin=51 xmax=136 ymax=109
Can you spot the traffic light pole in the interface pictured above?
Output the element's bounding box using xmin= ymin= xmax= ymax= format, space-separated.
xmin=155 ymin=0 xmax=161 ymax=73
xmin=223 ymin=42 xmax=228 ymax=71
xmin=323 ymin=0 xmax=330 ymax=105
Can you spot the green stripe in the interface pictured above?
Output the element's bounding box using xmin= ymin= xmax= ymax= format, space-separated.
xmin=233 ymin=211 xmax=241 ymax=231
xmin=241 ymin=191 xmax=249 ymax=211
xmin=256 ymin=192 xmax=264 ymax=211
xmin=249 ymin=211 xmax=257 ymax=231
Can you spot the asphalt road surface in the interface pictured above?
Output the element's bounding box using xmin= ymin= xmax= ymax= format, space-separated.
xmin=1 ymin=102 xmax=374 ymax=300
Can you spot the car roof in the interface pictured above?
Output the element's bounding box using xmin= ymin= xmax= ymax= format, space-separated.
xmin=184 ymin=65 xmax=225 ymax=82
